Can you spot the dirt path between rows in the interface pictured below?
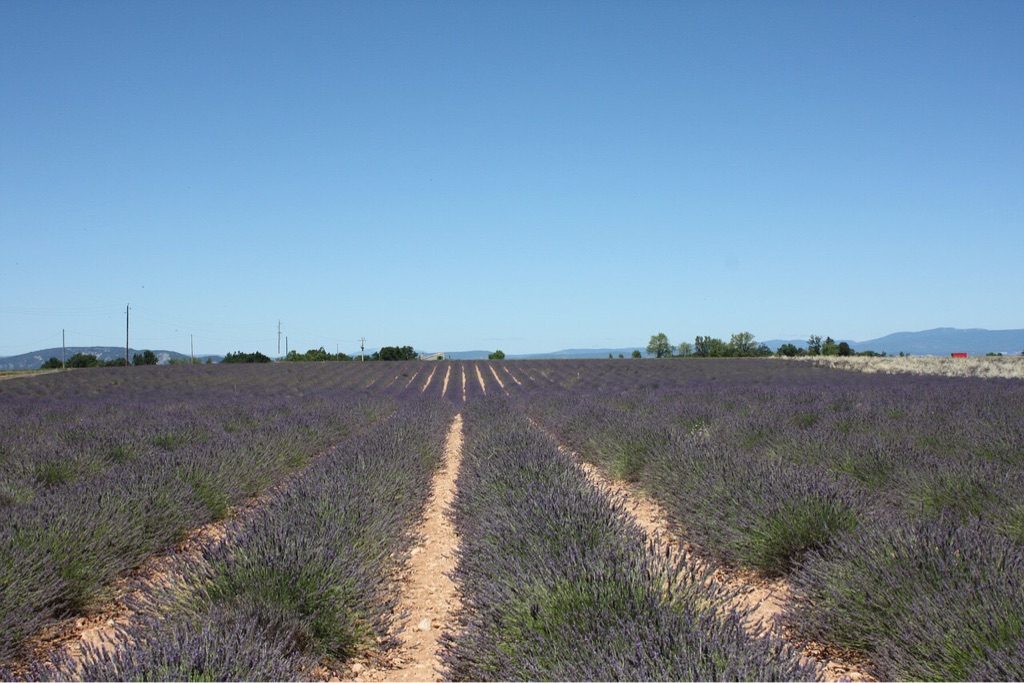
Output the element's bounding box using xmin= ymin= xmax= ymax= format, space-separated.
xmin=473 ymin=365 xmax=487 ymax=395
xmin=348 ymin=414 xmax=464 ymax=682
xmin=441 ymin=366 xmax=451 ymax=399
xmin=486 ymin=365 xmax=508 ymax=395
xmin=501 ymin=366 xmax=522 ymax=386
xmin=460 ymin=366 xmax=467 ymax=403
xmin=421 ymin=366 xmax=438 ymax=393
xmin=567 ymin=451 xmax=873 ymax=682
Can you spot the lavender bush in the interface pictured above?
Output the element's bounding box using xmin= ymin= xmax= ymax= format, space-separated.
xmin=442 ymin=398 xmax=815 ymax=681
xmin=513 ymin=359 xmax=1024 ymax=678
xmin=787 ymin=517 xmax=1024 ymax=680
xmin=5 ymin=358 xmax=1023 ymax=680
xmin=0 ymin=365 xmax=393 ymax=665
xmin=35 ymin=608 xmax=312 ymax=682
xmin=33 ymin=398 xmax=453 ymax=681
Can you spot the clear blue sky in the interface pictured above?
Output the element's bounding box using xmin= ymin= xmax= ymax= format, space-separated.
xmin=2 ymin=1 xmax=1021 ymax=356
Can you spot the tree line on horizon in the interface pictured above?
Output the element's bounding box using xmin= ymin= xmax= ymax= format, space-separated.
xmin=40 ymin=350 xmax=164 ymax=369
xmin=228 ymin=345 xmax=420 ymax=363
xmin=36 ymin=334 xmax=917 ymax=370
xmin=644 ymin=332 xmax=884 ymax=358
xmin=39 ymin=345 xmax=428 ymax=369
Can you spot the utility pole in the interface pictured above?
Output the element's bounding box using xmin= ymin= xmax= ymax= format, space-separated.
xmin=62 ymin=329 xmax=66 ymax=369
xmin=359 ymin=337 xmax=366 ymax=361
xmin=125 ymin=304 xmax=130 ymax=368
xmin=285 ymin=336 xmax=289 ymax=356
xmin=277 ymin=320 xmax=281 ymax=357
xmin=190 ymin=334 xmax=195 ymax=364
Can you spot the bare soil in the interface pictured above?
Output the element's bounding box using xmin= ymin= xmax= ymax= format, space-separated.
xmin=441 ymin=366 xmax=452 ymax=399
xmin=346 ymin=414 xmax=464 ymax=682
xmin=501 ymin=366 xmax=523 ymax=386
xmin=473 ymin=365 xmax=487 ymax=395
xmin=421 ymin=366 xmax=438 ymax=393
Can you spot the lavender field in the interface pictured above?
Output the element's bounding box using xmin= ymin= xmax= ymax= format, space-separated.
xmin=1 ymin=360 xmax=1022 ymax=681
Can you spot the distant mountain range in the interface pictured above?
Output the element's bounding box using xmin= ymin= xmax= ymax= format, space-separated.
xmin=3 ymin=329 xmax=1021 ymax=370
xmin=760 ymin=328 xmax=1024 ymax=357
xmin=0 ymin=347 xmax=222 ymax=371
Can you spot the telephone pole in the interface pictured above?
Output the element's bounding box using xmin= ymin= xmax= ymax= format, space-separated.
xmin=190 ymin=334 xmax=195 ymax=364
xmin=277 ymin=320 xmax=282 ymax=357
xmin=125 ymin=304 xmax=130 ymax=368
xmin=359 ymin=337 xmax=366 ymax=361
xmin=62 ymin=329 xmax=66 ymax=369
xmin=285 ymin=336 xmax=289 ymax=356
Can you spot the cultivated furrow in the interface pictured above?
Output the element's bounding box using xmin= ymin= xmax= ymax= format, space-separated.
xmin=350 ymin=414 xmax=464 ymax=682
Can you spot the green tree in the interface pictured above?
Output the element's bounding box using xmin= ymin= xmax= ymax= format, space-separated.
xmin=807 ymin=335 xmax=823 ymax=356
xmin=631 ymin=350 xmax=642 ymax=359
xmin=675 ymin=341 xmax=693 ymax=357
xmin=222 ymin=351 xmax=272 ymax=363
xmin=822 ymin=337 xmax=840 ymax=356
xmin=305 ymin=347 xmax=331 ymax=362
xmin=285 ymin=347 xmax=352 ymax=362
xmin=132 ymin=350 xmax=158 ymax=366
xmin=67 ymin=353 xmax=100 ymax=368
xmin=777 ymin=343 xmax=802 ymax=357
xmin=646 ymin=333 xmax=674 ymax=358
xmin=837 ymin=341 xmax=854 ymax=356
xmin=373 ymin=345 xmax=417 ymax=361
xmin=40 ymin=357 xmax=62 ymax=369
xmin=728 ymin=331 xmax=757 ymax=356
xmin=694 ymin=336 xmax=728 ymax=357
xmin=488 ymin=350 xmax=506 ymax=360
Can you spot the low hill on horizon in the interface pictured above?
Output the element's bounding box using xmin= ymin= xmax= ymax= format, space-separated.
xmin=762 ymin=328 xmax=1024 ymax=357
xmin=0 ymin=347 xmax=222 ymax=370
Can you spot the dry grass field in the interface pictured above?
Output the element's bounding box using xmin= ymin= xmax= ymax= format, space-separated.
xmin=791 ymin=355 xmax=1024 ymax=379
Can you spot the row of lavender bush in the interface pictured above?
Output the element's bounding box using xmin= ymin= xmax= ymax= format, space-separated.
xmin=0 ymin=365 xmax=394 ymax=665
xmin=442 ymin=397 xmax=815 ymax=681
xmin=22 ymin=398 xmax=454 ymax=681
xmin=517 ymin=359 xmax=1024 ymax=679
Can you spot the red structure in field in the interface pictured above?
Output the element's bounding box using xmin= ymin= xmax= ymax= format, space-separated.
xmin=951 ymin=352 xmax=968 ymax=358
